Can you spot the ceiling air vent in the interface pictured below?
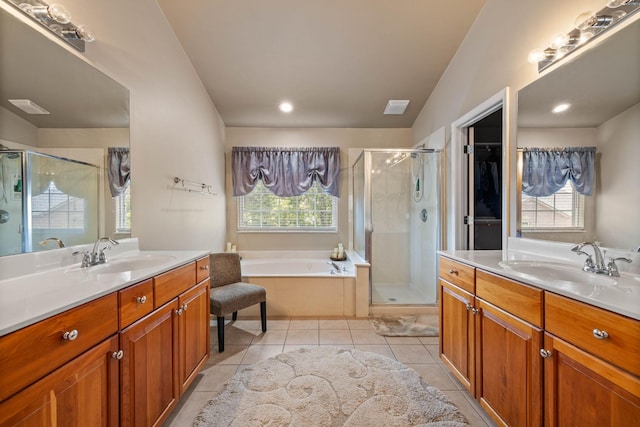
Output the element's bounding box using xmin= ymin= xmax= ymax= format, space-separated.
xmin=383 ymin=100 xmax=410 ymax=115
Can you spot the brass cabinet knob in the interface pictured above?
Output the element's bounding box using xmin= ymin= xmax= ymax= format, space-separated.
xmin=136 ymin=296 xmax=147 ymax=304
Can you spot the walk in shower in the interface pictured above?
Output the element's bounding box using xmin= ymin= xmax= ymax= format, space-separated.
xmin=353 ymin=149 xmax=442 ymax=305
xmin=0 ymin=150 xmax=99 ymax=256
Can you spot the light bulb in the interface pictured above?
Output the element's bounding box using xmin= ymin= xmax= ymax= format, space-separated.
xmin=575 ymin=11 xmax=597 ymax=30
xmin=76 ymin=25 xmax=95 ymax=42
xmin=47 ymin=3 xmax=72 ymax=24
xmin=610 ymin=10 xmax=627 ymax=22
xmin=550 ymin=33 xmax=570 ymax=49
xmin=528 ymin=49 xmax=545 ymax=64
xmin=578 ymin=29 xmax=595 ymax=44
xmin=607 ymin=0 xmax=629 ymax=7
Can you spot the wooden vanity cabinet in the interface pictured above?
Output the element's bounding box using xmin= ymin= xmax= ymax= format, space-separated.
xmin=542 ymin=293 xmax=640 ymax=427
xmin=0 ymin=335 xmax=120 ymax=427
xmin=439 ymin=257 xmax=476 ymax=393
xmin=119 ymin=258 xmax=211 ymax=427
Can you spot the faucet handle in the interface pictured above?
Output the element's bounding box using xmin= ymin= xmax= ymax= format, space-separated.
xmin=607 ymin=257 xmax=632 ymax=277
xmin=72 ymin=250 xmax=92 ymax=268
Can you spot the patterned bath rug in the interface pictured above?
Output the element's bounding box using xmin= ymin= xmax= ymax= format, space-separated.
xmin=193 ymin=346 xmax=468 ymax=427
xmin=369 ymin=314 xmax=439 ymax=337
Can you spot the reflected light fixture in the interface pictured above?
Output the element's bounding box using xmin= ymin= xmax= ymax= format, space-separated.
xmin=528 ymin=0 xmax=640 ymax=72
xmin=3 ymin=0 xmax=95 ymax=51
xmin=552 ymin=103 xmax=571 ymax=113
xmin=279 ymin=101 xmax=293 ymax=113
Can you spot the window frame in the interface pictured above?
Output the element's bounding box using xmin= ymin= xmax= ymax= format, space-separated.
xmin=520 ymin=181 xmax=585 ymax=231
xmin=237 ymin=180 xmax=338 ymax=233
xmin=114 ymin=185 xmax=131 ymax=234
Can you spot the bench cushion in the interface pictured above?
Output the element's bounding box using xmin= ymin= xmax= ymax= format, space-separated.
xmin=210 ymin=282 xmax=266 ymax=317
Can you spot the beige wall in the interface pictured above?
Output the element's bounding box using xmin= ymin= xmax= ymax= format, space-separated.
xmin=53 ymin=0 xmax=228 ymax=252
xmin=225 ymin=127 xmax=412 ymax=251
xmin=411 ymin=0 xmax=615 ymax=247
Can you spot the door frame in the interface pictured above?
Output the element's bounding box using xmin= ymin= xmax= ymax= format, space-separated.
xmin=449 ymin=88 xmax=514 ymax=253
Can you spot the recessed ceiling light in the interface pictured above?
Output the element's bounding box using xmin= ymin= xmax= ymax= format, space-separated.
xmin=384 ymin=100 xmax=410 ymax=115
xmin=8 ymin=99 xmax=50 ymax=115
xmin=279 ymin=101 xmax=293 ymax=113
xmin=552 ymin=103 xmax=571 ymax=113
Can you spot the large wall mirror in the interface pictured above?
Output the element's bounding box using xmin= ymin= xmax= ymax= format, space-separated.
xmin=516 ymin=18 xmax=639 ymax=251
xmin=0 ymin=5 xmax=130 ymax=256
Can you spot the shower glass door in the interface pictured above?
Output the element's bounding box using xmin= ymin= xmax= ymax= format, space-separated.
xmin=354 ymin=149 xmax=442 ymax=305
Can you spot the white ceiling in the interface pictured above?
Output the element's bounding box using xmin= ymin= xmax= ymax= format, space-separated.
xmin=157 ymin=0 xmax=486 ymax=128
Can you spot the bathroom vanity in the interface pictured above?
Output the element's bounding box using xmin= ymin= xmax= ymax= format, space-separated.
xmin=438 ymin=251 xmax=640 ymax=427
xmin=0 ymin=243 xmax=210 ymax=427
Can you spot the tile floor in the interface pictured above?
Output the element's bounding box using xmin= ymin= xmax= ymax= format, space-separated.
xmin=163 ymin=316 xmax=497 ymax=427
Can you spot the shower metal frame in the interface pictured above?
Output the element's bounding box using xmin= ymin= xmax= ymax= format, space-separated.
xmin=352 ymin=148 xmax=444 ymax=305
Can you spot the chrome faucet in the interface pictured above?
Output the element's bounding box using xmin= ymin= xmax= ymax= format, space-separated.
xmin=74 ymin=237 xmax=119 ymax=268
xmin=572 ymin=242 xmax=606 ymax=274
xmin=328 ymin=261 xmax=342 ymax=274
xmin=572 ymin=242 xmax=632 ymax=277
xmin=38 ymin=237 xmax=65 ymax=248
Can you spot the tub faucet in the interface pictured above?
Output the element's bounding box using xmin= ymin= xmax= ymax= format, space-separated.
xmin=571 ymin=242 xmax=607 ymax=274
xmin=38 ymin=237 xmax=65 ymax=248
xmin=328 ymin=261 xmax=342 ymax=274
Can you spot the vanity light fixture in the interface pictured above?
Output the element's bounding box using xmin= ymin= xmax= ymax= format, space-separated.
xmin=528 ymin=0 xmax=640 ymax=72
xmin=3 ymin=0 xmax=95 ymax=51
xmin=279 ymin=101 xmax=294 ymax=113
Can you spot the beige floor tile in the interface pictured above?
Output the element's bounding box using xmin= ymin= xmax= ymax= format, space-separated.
xmin=319 ymin=319 xmax=349 ymax=329
xmin=251 ymin=329 xmax=287 ymax=345
xmin=266 ymin=319 xmax=291 ymax=330
xmin=389 ymin=344 xmax=435 ymax=364
xmin=319 ymin=329 xmax=353 ymax=345
xmin=192 ymin=364 xmax=238 ymax=393
xmin=442 ymin=390 xmax=492 ymax=427
xmin=163 ymin=390 xmax=211 ymax=427
xmin=350 ymin=330 xmax=388 ymax=344
xmin=241 ymin=344 xmax=284 ymax=364
xmin=208 ymin=345 xmax=248 ymax=365
xmin=418 ymin=336 xmax=439 ymax=345
xmin=405 ymin=364 xmax=460 ymax=391
xmin=283 ymin=344 xmax=319 ymax=353
xmin=289 ymin=319 xmax=319 ymax=329
xmin=354 ymin=344 xmax=396 ymax=359
xmin=228 ymin=319 xmax=261 ymax=332
xmin=285 ymin=329 xmax=319 ymax=344
xmin=347 ymin=318 xmax=373 ymax=329
xmin=425 ymin=344 xmax=440 ymax=359
xmin=385 ymin=336 xmax=423 ymax=344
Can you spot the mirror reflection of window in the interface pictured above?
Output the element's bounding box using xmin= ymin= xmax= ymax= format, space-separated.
xmin=521 ymin=181 xmax=585 ymax=230
xmin=115 ymin=185 xmax=131 ymax=233
xmin=32 ymin=182 xmax=86 ymax=230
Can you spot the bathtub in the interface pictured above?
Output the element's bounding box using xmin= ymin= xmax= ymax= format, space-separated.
xmin=237 ymin=252 xmax=359 ymax=317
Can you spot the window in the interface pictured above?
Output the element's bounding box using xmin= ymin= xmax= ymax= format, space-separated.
xmin=238 ymin=181 xmax=337 ymax=232
xmin=32 ymin=181 xmax=86 ymax=229
xmin=115 ymin=185 xmax=131 ymax=233
xmin=521 ymin=181 xmax=584 ymax=230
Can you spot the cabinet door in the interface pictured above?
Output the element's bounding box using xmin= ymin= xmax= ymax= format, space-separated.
xmin=120 ymin=300 xmax=179 ymax=427
xmin=543 ymin=333 xmax=640 ymax=427
xmin=178 ymin=279 xmax=210 ymax=394
xmin=0 ymin=335 xmax=119 ymax=427
xmin=439 ymin=279 xmax=475 ymax=394
xmin=476 ymin=299 xmax=542 ymax=427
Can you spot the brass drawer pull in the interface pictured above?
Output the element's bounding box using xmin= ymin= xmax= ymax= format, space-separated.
xmin=62 ymin=329 xmax=79 ymax=341
xmin=136 ymin=296 xmax=147 ymax=304
xmin=592 ymin=328 xmax=609 ymax=340
xmin=448 ymin=269 xmax=458 ymax=275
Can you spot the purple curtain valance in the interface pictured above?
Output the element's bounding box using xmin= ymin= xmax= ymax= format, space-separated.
xmin=232 ymin=146 xmax=340 ymax=197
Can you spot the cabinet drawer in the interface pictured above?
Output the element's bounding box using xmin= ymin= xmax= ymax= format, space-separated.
xmin=196 ymin=256 xmax=211 ymax=284
xmin=154 ymin=262 xmax=196 ymax=308
xmin=119 ymin=279 xmax=154 ymax=329
xmin=545 ymin=292 xmax=640 ymax=377
xmin=476 ymin=269 xmax=543 ymax=328
xmin=0 ymin=293 xmax=118 ymax=402
xmin=439 ymin=256 xmax=475 ymax=293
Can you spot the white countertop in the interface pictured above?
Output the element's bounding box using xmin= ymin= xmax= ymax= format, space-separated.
xmin=439 ymin=249 xmax=640 ymax=321
xmin=0 ymin=248 xmax=209 ymax=337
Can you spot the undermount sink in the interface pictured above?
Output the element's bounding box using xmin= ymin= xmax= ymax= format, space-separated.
xmin=498 ymin=260 xmax=609 ymax=284
xmin=66 ymin=254 xmax=177 ymax=276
